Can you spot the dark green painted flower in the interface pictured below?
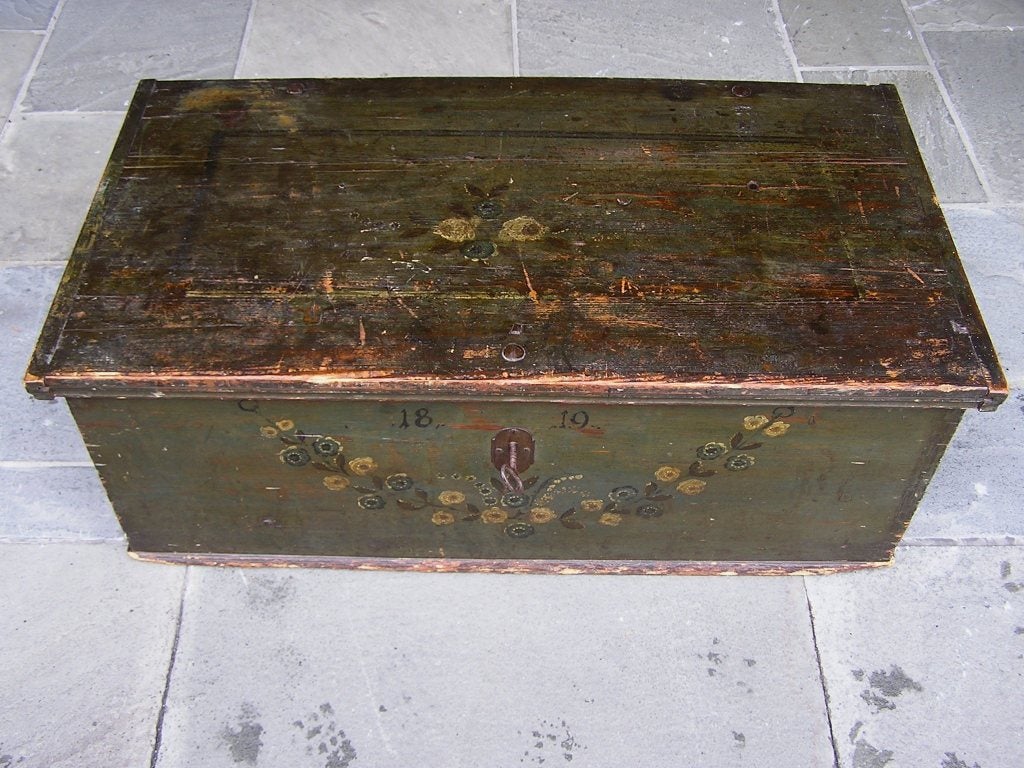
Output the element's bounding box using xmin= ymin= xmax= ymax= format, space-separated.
xmin=636 ymin=504 xmax=663 ymax=519
xmin=312 ymin=437 xmax=341 ymax=457
xmin=725 ymin=454 xmax=756 ymax=471
xmin=357 ymin=494 xmax=386 ymax=510
xmin=697 ymin=442 xmax=728 ymax=460
xmin=386 ymin=473 xmax=414 ymax=491
xmin=501 ymin=492 xmax=529 ymax=508
xmin=280 ymin=446 xmax=311 ymax=467
xmin=609 ymin=485 xmax=639 ymax=502
xmin=505 ymin=521 xmax=536 ymax=539
xmin=461 ymin=240 xmax=496 ymax=261
xmin=474 ymin=199 xmax=503 ymax=219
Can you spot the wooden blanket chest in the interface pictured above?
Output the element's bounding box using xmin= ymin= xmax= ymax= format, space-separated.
xmin=26 ymin=78 xmax=1006 ymax=574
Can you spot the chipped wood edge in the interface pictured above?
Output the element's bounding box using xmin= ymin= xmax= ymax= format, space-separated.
xmin=128 ymin=550 xmax=891 ymax=575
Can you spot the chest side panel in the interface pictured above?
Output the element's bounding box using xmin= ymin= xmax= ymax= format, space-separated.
xmin=71 ymin=398 xmax=960 ymax=568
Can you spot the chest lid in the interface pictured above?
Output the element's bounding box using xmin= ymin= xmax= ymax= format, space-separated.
xmin=27 ymin=78 xmax=1006 ymax=409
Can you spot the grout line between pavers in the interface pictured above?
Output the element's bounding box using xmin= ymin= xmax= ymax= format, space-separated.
xmin=0 ymin=28 xmax=46 ymax=35
xmin=0 ymin=535 xmax=125 ymax=544
xmin=233 ymin=0 xmax=258 ymax=79
xmin=799 ymin=64 xmax=933 ymax=72
xmin=901 ymin=538 xmax=1023 ymax=547
xmin=510 ymin=0 xmax=521 ymax=77
xmin=0 ymin=461 xmax=95 ymax=469
xmin=915 ymin=24 xmax=1022 ymax=32
xmin=770 ymin=0 xmax=803 ymax=82
xmin=149 ymin=567 xmax=189 ymax=768
xmin=942 ymin=201 xmax=1024 ymax=210
xmin=899 ymin=0 xmax=996 ymax=202
xmin=0 ymin=0 xmax=67 ymax=143
xmin=803 ymin=578 xmax=841 ymax=768
xmin=10 ymin=109 xmax=124 ymax=116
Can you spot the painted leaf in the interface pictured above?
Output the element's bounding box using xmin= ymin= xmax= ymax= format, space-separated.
xmin=372 ymin=475 xmax=384 ymax=490
xmin=559 ymin=508 xmax=578 ymax=520
xmin=490 ymin=476 xmax=504 ymax=490
xmin=650 ymin=494 xmax=672 ymax=502
xmin=466 ymin=502 xmax=480 ymax=515
xmin=396 ymin=498 xmax=424 ymax=511
xmin=561 ymin=518 xmax=585 ymax=530
xmin=462 ymin=513 xmax=482 ymax=522
xmin=415 ymin=488 xmax=429 ymax=502
xmin=352 ymin=486 xmax=375 ymax=494
xmin=465 ymin=183 xmax=486 ymax=198
xmin=603 ymin=501 xmax=618 ymax=513
xmin=523 ymin=476 xmax=539 ymax=490
xmin=644 ymin=482 xmax=658 ymax=498
xmin=279 ymin=435 xmax=300 ymax=445
xmin=742 ymin=442 xmax=763 ymax=451
xmin=731 ymin=431 xmax=744 ymax=448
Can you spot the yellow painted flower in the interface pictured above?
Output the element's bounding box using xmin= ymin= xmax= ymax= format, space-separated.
xmin=276 ymin=419 xmax=295 ymax=431
xmin=432 ymin=510 xmax=456 ymax=526
xmin=260 ymin=426 xmax=278 ymax=438
xmin=529 ymin=507 xmax=557 ymax=524
xmin=599 ymin=512 xmax=623 ymax=526
xmin=437 ymin=490 xmax=466 ymax=506
xmin=322 ymin=475 xmax=350 ymax=491
xmin=498 ymin=216 xmax=548 ymax=242
xmin=655 ymin=466 xmax=681 ymax=483
xmin=347 ymin=456 xmax=378 ymax=476
xmin=434 ymin=217 xmax=476 ymax=243
xmin=677 ymin=478 xmax=707 ymax=495
xmin=743 ymin=414 xmax=770 ymax=431
xmin=763 ymin=421 xmax=790 ymax=437
xmin=482 ymin=508 xmax=508 ymax=524
xmin=580 ymin=499 xmax=605 ymax=513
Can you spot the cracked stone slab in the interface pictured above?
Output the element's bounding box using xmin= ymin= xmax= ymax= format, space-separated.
xmin=0 ymin=0 xmax=58 ymax=30
xmin=154 ymin=569 xmax=832 ymax=767
xmin=0 ymin=264 xmax=91 ymax=462
xmin=908 ymin=0 xmax=1024 ymax=30
xmin=22 ymin=0 xmax=249 ymax=112
xmin=780 ymin=0 xmax=926 ymax=66
xmin=0 ymin=465 xmax=122 ymax=541
xmin=806 ymin=546 xmax=1024 ymax=768
xmin=0 ymin=542 xmax=184 ymax=768
xmin=801 ymin=70 xmax=984 ymax=203
xmin=237 ymin=0 xmax=515 ymax=78
xmin=926 ymin=30 xmax=1024 ymax=202
xmin=517 ymin=0 xmax=795 ymax=79
xmin=0 ymin=113 xmax=122 ymax=261
xmin=0 ymin=32 xmax=40 ymax=124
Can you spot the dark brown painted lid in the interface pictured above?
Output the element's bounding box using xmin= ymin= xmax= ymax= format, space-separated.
xmin=27 ymin=78 xmax=1006 ymax=408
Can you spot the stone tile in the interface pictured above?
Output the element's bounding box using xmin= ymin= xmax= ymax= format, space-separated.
xmin=926 ymin=30 xmax=1024 ymax=202
xmin=238 ymin=0 xmax=514 ymax=78
xmin=0 ymin=466 xmax=122 ymax=541
xmin=156 ymin=570 xmax=832 ymax=767
xmin=22 ymin=0 xmax=249 ymax=112
xmin=780 ymin=0 xmax=925 ymax=66
xmin=806 ymin=546 xmax=1024 ymax=768
xmin=0 ymin=112 xmax=122 ymax=261
xmin=0 ymin=32 xmax=39 ymax=123
xmin=908 ymin=0 xmax=1024 ymax=29
xmin=0 ymin=542 xmax=183 ymax=768
xmin=0 ymin=264 xmax=91 ymax=462
xmin=517 ymin=0 xmax=795 ymax=79
xmin=802 ymin=69 xmax=984 ymax=202
xmin=944 ymin=206 xmax=1024 ymax=384
xmin=0 ymin=0 xmax=58 ymax=30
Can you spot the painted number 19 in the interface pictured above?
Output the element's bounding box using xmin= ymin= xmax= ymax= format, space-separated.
xmin=558 ymin=410 xmax=590 ymax=430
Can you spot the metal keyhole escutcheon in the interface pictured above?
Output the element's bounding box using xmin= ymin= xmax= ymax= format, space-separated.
xmin=491 ymin=428 xmax=535 ymax=493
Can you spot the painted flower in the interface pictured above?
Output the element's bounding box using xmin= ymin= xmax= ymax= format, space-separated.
xmin=312 ymin=437 xmax=342 ymax=457
xmin=636 ymin=504 xmax=664 ymax=519
xmin=357 ymin=494 xmax=386 ymax=510
xmin=655 ymin=466 xmax=681 ymax=483
xmin=529 ymin=507 xmax=557 ymax=524
xmin=724 ymin=454 xmax=756 ymax=471
xmin=498 ymin=216 xmax=548 ymax=242
xmin=347 ymin=457 xmax=378 ymax=476
xmin=743 ymin=414 xmax=770 ymax=431
xmin=677 ymin=478 xmax=707 ymax=495
xmin=432 ymin=510 xmax=456 ymax=526
xmin=580 ymin=499 xmax=605 ymax=513
xmin=434 ymin=217 xmax=476 ymax=243
xmin=322 ymin=475 xmax=351 ymax=491
xmin=599 ymin=512 xmax=623 ymax=526
xmin=385 ymin=473 xmax=414 ymax=491
xmin=279 ymin=446 xmax=311 ymax=467
xmin=276 ymin=419 xmax=295 ymax=431
xmin=505 ymin=521 xmax=536 ymax=539
xmin=697 ymin=442 xmax=728 ymax=460
xmin=260 ymin=426 xmax=278 ymax=438
xmin=763 ymin=421 xmax=790 ymax=437
xmin=609 ymin=486 xmax=639 ymax=502
xmin=461 ymin=240 xmax=496 ymax=261
xmin=500 ymin=493 xmax=529 ymax=509
xmin=438 ymin=490 xmax=466 ymax=506
xmin=482 ymin=508 xmax=509 ymax=524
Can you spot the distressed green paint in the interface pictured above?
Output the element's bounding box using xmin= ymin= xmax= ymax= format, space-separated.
xmin=70 ymin=398 xmax=960 ymax=565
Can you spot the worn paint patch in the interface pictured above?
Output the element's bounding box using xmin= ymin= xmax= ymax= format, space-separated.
xmin=852 ymin=738 xmax=894 ymax=768
xmin=732 ymin=731 xmax=746 ymax=748
xmin=220 ymin=703 xmax=264 ymax=765
xmin=293 ymin=703 xmax=356 ymax=768
xmin=180 ymin=86 xmax=247 ymax=111
xmin=855 ymin=665 xmax=922 ymax=712
xmin=941 ymin=752 xmax=981 ymax=768
xmin=520 ymin=719 xmax=583 ymax=764
xmin=244 ymin=572 xmax=297 ymax=611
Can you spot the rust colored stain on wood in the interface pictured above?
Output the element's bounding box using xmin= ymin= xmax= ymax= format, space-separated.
xmin=26 ymin=78 xmax=1004 ymax=409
